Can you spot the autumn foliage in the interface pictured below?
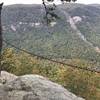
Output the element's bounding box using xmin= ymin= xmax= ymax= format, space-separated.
xmin=1 ymin=48 xmax=100 ymax=100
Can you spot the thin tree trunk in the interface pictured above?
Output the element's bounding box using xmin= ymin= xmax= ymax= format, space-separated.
xmin=0 ymin=3 xmax=3 ymax=75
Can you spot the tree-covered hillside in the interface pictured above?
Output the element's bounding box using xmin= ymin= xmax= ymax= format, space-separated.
xmin=1 ymin=3 xmax=100 ymax=100
xmin=2 ymin=4 xmax=100 ymax=69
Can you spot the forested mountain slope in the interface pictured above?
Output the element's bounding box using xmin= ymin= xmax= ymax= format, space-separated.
xmin=2 ymin=3 xmax=100 ymax=66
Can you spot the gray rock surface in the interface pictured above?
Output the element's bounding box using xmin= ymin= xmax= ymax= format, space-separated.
xmin=0 ymin=83 xmax=8 ymax=100
xmin=0 ymin=71 xmax=85 ymax=100
xmin=0 ymin=71 xmax=18 ymax=83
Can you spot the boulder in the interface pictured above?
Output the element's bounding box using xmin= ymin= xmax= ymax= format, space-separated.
xmin=0 ymin=71 xmax=85 ymax=100
xmin=0 ymin=71 xmax=18 ymax=83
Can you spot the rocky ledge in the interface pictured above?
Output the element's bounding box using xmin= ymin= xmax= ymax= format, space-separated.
xmin=0 ymin=71 xmax=85 ymax=100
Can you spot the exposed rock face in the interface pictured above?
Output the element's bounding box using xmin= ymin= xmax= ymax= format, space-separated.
xmin=0 ymin=71 xmax=18 ymax=83
xmin=0 ymin=71 xmax=85 ymax=100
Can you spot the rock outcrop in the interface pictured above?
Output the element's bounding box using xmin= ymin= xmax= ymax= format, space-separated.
xmin=0 ymin=71 xmax=18 ymax=83
xmin=0 ymin=71 xmax=85 ymax=100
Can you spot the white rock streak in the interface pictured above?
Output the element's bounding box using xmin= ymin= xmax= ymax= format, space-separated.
xmin=73 ymin=16 xmax=82 ymax=23
xmin=62 ymin=10 xmax=100 ymax=53
xmin=11 ymin=25 xmax=16 ymax=31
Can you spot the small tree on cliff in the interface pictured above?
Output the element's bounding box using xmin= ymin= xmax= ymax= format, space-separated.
xmin=42 ymin=0 xmax=77 ymax=24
